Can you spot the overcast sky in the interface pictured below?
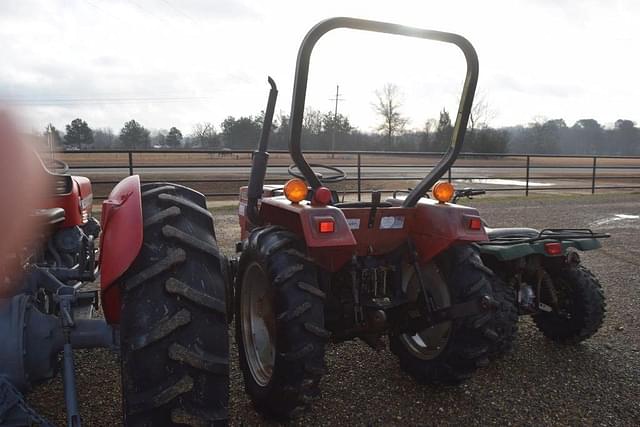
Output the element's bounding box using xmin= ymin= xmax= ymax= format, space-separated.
xmin=1 ymin=0 xmax=638 ymax=135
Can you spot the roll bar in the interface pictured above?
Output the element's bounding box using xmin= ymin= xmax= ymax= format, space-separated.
xmin=288 ymin=17 xmax=479 ymax=207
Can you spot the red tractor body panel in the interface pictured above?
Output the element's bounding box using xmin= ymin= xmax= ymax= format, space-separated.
xmin=240 ymin=194 xmax=487 ymax=272
xmin=43 ymin=176 xmax=94 ymax=228
xmin=99 ymin=175 xmax=143 ymax=324
xmin=410 ymin=198 xmax=488 ymax=263
xmin=258 ymin=198 xmax=356 ymax=271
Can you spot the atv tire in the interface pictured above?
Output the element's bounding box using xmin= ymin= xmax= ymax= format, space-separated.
xmin=236 ymin=226 xmax=327 ymax=420
xmin=390 ymin=245 xmax=498 ymax=385
xmin=533 ymin=264 xmax=605 ymax=343
xmin=119 ymin=183 xmax=229 ymax=426
xmin=487 ymin=277 xmax=519 ymax=358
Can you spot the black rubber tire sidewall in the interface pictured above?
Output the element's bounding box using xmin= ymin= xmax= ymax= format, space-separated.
xmin=119 ymin=182 xmax=229 ymax=426
xmin=390 ymin=244 xmax=497 ymax=385
xmin=235 ymin=226 xmax=327 ymax=420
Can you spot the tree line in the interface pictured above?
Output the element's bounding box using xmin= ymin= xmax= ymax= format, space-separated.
xmin=43 ymin=84 xmax=640 ymax=156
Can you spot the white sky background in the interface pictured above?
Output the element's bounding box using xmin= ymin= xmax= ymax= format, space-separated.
xmin=1 ymin=0 xmax=638 ymax=135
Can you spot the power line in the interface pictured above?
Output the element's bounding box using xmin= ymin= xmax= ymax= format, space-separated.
xmin=85 ymin=0 xmax=128 ymax=25
xmin=129 ymin=0 xmax=174 ymax=26
xmin=158 ymin=0 xmax=198 ymax=23
xmin=1 ymin=95 xmax=218 ymax=106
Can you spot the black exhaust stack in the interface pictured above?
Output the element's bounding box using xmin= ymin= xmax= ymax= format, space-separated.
xmin=246 ymin=77 xmax=278 ymax=226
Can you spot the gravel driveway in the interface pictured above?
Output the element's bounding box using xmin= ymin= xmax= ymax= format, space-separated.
xmin=27 ymin=193 xmax=640 ymax=426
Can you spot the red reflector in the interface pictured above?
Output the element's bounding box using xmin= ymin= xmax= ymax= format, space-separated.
xmin=544 ymin=242 xmax=563 ymax=256
xmin=318 ymin=220 xmax=335 ymax=233
xmin=313 ymin=186 xmax=333 ymax=205
xmin=468 ymin=217 xmax=482 ymax=230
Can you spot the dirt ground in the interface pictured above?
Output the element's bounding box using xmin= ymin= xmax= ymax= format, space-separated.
xmin=26 ymin=192 xmax=640 ymax=426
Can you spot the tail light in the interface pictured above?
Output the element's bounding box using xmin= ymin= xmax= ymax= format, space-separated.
xmin=468 ymin=217 xmax=482 ymax=230
xmin=544 ymin=242 xmax=563 ymax=256
xmin=54 ymin=175 xmax=73 ymax=194
xmin=318 ymin=219 xmax=335 ymax=233
xmin=80 ymin=194 xmax=93 ymax=223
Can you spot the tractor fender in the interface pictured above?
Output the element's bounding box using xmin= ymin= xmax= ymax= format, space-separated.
xmin=477 ymin=238 xmax=602 ymax=262
xmin=259 ymin=197 xmax=357 ymax=272
xmin=99 ymin=175 xmax=143 ymax=324
xmin=410 ymin=198 xmax=489 ymax=263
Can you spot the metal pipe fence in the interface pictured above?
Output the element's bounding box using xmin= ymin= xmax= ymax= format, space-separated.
xmin=54 ymin=149 xmax=640 ymax=200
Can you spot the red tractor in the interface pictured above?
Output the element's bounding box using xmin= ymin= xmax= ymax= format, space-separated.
xmin=232 ymin=18 xmax=506 ymax=419
xmin=0 ymin=155 xmax=228 ymax=425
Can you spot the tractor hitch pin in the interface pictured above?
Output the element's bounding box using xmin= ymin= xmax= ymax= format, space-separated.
xmin=58 ymin=291 xmax=82 ymax=427
xmin=351 ymin=257 xmax=364 ymax=324
xmin=373 ymin=269 xmax=378 ymax=296
xmin=382 ymin=267 xmax=388 ymax=296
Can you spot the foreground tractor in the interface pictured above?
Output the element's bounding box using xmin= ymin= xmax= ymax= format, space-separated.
xmin=452 ymin=189 xmax=608 ymax=356
xmin=0 ymin=156 xmax=228 ymax=425
xmin=232 ymin=18 xmax=506 ymax=419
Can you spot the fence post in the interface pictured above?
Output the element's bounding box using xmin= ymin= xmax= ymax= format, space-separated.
xmin=591 ymin=156 xmax=597 ymax=194
xmin=525 ymin=155 xmax=530 ymax=196
xmin=447 ymin=167 xmax=452 ymax=183
xmin=128 ymin=152 xmax=134 ymax=176
xmin=357 ymin=153 xmax=361 ymax=201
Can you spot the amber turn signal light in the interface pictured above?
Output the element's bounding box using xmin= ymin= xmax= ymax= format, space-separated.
xmin=432 ymin=182 xmax=455 ymax=203
xmin=284 ymin=179 xmax=308 ymax=203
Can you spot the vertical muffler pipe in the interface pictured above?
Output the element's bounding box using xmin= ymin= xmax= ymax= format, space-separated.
xmin=246 ymin=76 xmax=278 ymax=226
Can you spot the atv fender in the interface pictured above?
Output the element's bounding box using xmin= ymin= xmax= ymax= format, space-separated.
xmin=99 ymin=175 xmax=143 ymax=324
xmin=478 ymin=238 xmax=602 ymax=262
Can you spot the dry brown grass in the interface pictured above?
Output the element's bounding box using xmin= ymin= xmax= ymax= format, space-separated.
xmin=51 ymin=151 xmax=639 ymax=200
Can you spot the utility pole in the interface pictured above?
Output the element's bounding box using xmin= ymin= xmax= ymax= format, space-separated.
xmin=47 ymin=124 xmax=55 ymax=161
xmin=328 ymin=85 xmax=345 ymax=157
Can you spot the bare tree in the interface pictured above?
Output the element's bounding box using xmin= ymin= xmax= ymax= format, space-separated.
xmin=191 ymin=122 xmax=220 ymax=148
xmin=303 ymin=108 xmax=323 ymax=135
xmin=421 ymin=118 xmax=437 ymax=150
xmin=373 ymin=83 xmax=408 ymax=144
xmin=468 ymin=91 xmax=496 ymax=132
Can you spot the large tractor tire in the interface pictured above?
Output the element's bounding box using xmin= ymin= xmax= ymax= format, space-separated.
xmin=119 ymin=183 xmax=229 ymax=426
xmin=533 ymin=264 xmax=605 ymax=343
xmin=390 ymin=245 xmax=498 ymax=385
xmin=236 ymin=226 xmax=328 ymax=420
xmin=487 ymin=277 xmax=519 ymax=358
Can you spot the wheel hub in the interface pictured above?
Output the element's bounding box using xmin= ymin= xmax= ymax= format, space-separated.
xmin=399 ymin=263 xmax=452 ymax=360
xmin=240 ymin=262 xmax=276 ymax=387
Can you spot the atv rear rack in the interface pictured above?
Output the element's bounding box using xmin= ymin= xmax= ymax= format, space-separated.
xmin=478 ymin=228 xmax=610 ymax=245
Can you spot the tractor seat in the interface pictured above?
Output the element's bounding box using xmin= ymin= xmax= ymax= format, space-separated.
xmin=484 ymin=227 xmax=539 ymax=241
xmin=31 ymin=208 xmax=66 ymax=225
xmin=334 ymin=190 xmax=392 ymax=209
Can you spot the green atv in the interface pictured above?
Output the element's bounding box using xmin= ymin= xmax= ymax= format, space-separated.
xmin=452 ymin=188 xmax=609 ymax=356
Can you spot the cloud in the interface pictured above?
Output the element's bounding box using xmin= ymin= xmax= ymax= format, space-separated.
xmin=0 ymin=0 xmax=638 ymax=132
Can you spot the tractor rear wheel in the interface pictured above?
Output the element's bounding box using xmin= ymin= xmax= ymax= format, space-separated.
xmin=390 ymin=245 xmax=498 ymax=385
xmin=236 ymin=226 xmax=327 ymax=420
xmin=533 ymin=264 xmax=605 ymax=343
xmin=119 ymin=183 xmax=229 ymax=426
